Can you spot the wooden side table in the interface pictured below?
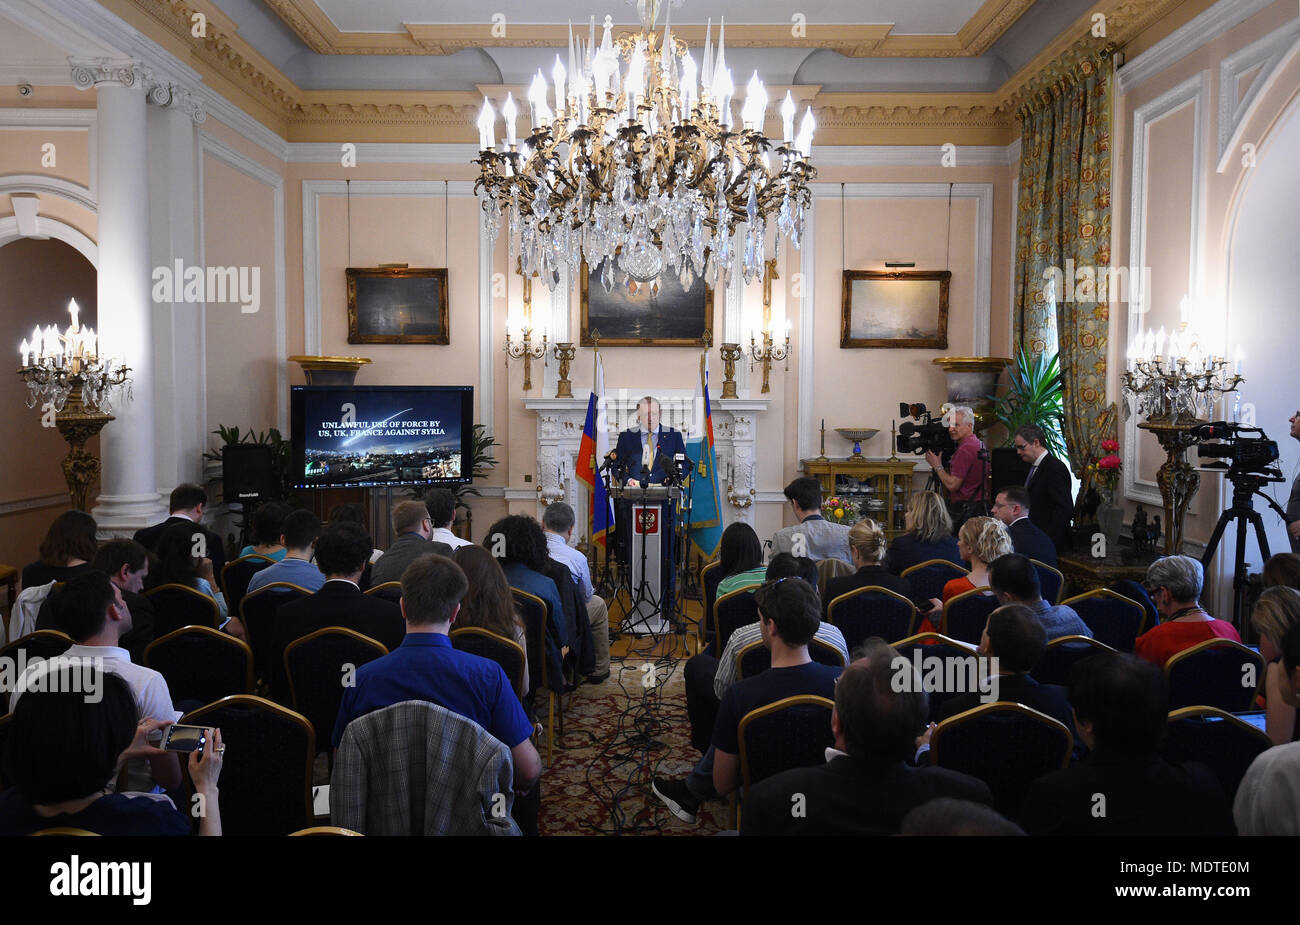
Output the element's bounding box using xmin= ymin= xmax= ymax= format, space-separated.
xmin=1057 ymin=548 xmax=1158 ymax=598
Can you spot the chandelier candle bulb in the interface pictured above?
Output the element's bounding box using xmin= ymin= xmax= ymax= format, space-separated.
xmin=499 ymin=92 xmax=514 ymax=147
xmin=553 ymin=57 xmax=566 ymax=117
xmin=781 ymin=91 xmax=795 ymax=141
xmin=477 ymin=99 xmax=495 ymax=149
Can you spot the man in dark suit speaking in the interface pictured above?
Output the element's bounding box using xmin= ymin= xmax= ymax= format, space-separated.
xmin=612 ymin=396 xmax=688 ymax=487
xmin=1015 ymin=425 xmax=1073 ymax=552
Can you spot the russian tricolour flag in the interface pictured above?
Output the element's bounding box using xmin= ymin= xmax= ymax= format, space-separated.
xmin=575 ymin=352 xmax=613 ymax=547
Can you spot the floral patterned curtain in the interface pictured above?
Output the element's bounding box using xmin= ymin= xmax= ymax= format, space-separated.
xmin=1013 ymin=48 xmax=1118 ymax=477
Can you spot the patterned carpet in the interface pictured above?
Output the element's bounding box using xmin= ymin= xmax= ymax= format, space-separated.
xmin=537 ymin=643 xmax=731 ymax=836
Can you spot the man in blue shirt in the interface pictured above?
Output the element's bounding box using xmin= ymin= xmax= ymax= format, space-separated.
xmin=332 ymin=553 xmax=540 ymax=794
xmin=246 ymin=509 xmax=326 ymax=594
xmin=542 ymin=501 xmax=610 ymax=683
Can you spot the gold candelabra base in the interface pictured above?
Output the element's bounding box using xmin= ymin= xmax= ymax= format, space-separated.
xmin=55 ymin=386 xmax=113 ymax=511
xmin=1137 ymin=416 xmax=1202 ymax=556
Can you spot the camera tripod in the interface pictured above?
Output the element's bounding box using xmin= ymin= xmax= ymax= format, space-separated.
xmin=1199 ymin=470 xmax=1287 ymax=627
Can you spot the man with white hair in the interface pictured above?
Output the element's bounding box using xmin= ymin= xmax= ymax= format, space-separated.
xmin=924 ymin=405 xmax=987 ymax=528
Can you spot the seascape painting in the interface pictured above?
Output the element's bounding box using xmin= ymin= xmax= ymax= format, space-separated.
xmin=580 ymin=258 xmax=714 ymax=347
xmin=841 ymin=270 xmax=950 ymax=349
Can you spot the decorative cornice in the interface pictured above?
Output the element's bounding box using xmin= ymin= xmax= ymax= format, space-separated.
xmin=1117 ymin=0 xmax=1277 ymax=93
xmin=256 ymin=0 xmax=1036 ymax=58
xmin=144 ymin=78 xmax=207 ymax=123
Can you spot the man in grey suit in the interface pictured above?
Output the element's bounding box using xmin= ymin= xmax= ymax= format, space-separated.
xmin=771 ymin=477 xmax=852 ymax=566
xmin=370 ymin=500 xmax=453 ymax=586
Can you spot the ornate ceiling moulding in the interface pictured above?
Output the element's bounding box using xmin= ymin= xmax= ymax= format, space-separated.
xmin=258 ymin=0 xmax=1038 ymax=57
xmin=995 ymin=0 xmax=1186 ymax=115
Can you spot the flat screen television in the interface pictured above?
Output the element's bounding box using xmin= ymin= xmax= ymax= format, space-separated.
xmin=290 ymin=385 xmax=474 ymax=489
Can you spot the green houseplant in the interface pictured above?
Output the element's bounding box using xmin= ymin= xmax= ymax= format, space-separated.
xmin=990 ymin=345 xmax=1066 ymax=455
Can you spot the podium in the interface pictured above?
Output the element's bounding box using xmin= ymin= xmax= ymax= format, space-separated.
xmin=609 ymin=485 xmax=681 ymax=635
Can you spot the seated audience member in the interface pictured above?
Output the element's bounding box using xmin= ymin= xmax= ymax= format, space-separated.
xmin=327 ymin=503 xmax=383 ymax=563
xmin=331 ymin=554 xmax=541 ymax=796
xmin=988 ymin=554 xmax=1091 ymax=640
xmin=937 ymin=603 xmax=1076 ymax=740
xmin=0 ymin=672 xmax=223 ymax=836
xmin=771 ymin=477 xmax=852 ymax=565
xmin=1108 ymin=578 xmax=1159 ymax=628
xmin=740 ymin=639 xmax=993 ymax=835
xmin=369 ymin=501 xmax=452 ymax=587
xmin=152 ymin=522 xmax=238 ymax=632
xmin=900 ymin=798 xmax=1025 ymax=836
xmin=19 ymin=509 xmax=98 ymax=592
xmin=1250 ymin=586 xmax=1300 ymax=745
xmin=425 ymin=488 xmax=472 ymax=551
xmin=542 ymin=502 xmax=610 ymax=683
xmin=246 ymin=510 xmax=326 ymax=595
xmin=990 ymin=486 xmax=1057 ymax=567
xmin=487 ymin=514 xmax=569 ymax=654
xmin=1234 ymin=619 xmax=1300 ymax=834
xmin=1019 ymin=653 xmax=1235 ymax=835
xmin=824 ymin=518 xmax=912 ymax=615
xmin=1233 ymin=740 xmax=1300 ymax=836
xmin=453 ymin=545 xmax=531 ymax=695
xmin=12 ymin=572 xmax=182 ymax=794
xmin=1133 ymin=555 xmax=1239 ymax=668
xmin=714 ymin=522 xmax=767 ymax=598
xmin=133 ymin=483 xmax=226 ymax=587
xmin=37 ymin=539 xmax=156 ymax=663
xmin=941 ymin=517 xmax=1012 ymax=602
xmin=239 ymin=501 xmax=291 ymax=561
xmin=652 ymin=577 xmax=841 ymax=824
xmin=1263 ymin=552 xmax=1300 ymax=590
xmin=270 ymin=523 xmax=405 ymax=701
xmin=885 ymin=490 xmax=962 ymax=575
xmin=685 ymin=555 xmax=847 ymax=752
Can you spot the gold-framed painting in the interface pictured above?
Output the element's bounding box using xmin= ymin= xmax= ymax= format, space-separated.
xmin=579 ymin=257 xmax=714 ymax=347
xmin=841 ymin=270 xmax=951 ymax=349
xmin=346 ymin=267 xmax=449 ymax=345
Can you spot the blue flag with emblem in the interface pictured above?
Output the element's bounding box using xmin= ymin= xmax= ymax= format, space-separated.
xmin=685 ymin=353 xmax=723 ymax=560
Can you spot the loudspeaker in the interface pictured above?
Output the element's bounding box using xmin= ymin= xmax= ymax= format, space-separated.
xmin=222 ymin=444 xmax=275 ymax=503
xmin=990 ymin=446 xmax=1030 ymax=495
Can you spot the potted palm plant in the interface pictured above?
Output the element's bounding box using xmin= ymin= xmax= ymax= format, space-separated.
xmin=989 ymin=345 xmax=1066 ymax=485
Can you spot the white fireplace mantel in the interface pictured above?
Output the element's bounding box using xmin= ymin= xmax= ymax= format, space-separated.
xmin=522 ymin=394 xmax=771 ymax=545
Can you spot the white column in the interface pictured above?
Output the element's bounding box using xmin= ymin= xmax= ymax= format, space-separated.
xmin=72 ymin=58 xmax=168 ymax=532
xmin=148 ymin=87 xmax=205 ymax=491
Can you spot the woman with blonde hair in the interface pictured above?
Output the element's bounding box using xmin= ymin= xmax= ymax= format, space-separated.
xmin=1251 ymin=585 xmax=1300 ymax=745
xmin=940 ymin=516 xmax=1012 ymax=603
xmin=825 ymin=518 xmax=912 ymax=616
xmin=885 ymin=491 xmax=962 ymax=575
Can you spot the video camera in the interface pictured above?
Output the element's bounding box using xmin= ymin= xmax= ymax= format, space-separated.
xmin=1192 ymin=421 xmax=1283 ymax=481
xmin=896 ymin=402 xmax=957 ymax=457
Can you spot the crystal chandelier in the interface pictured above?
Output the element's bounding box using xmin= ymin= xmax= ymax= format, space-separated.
xmin=473 ymin=0 xmax=817 ymax=292
xmin=17 ymin=299 xmax=132 ymax=413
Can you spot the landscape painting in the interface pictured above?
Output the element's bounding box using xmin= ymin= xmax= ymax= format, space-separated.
xmin=347 ymin=267 xmax=449 ymax=345
xmin=841 ymin=270 xmax=950 ymax=349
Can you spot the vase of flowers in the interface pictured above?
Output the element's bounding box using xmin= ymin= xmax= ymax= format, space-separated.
xmin=1088 ymin=440 xmax=1124 ymax=546
xmin=822 ymin=496 xmax=858 ymax=525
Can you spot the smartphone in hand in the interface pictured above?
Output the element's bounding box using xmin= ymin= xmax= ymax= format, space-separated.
xmin=161 ymin=724 xmax=210 ymax=754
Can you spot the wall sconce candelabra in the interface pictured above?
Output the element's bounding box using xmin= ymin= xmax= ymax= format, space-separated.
xmin=17 ymin=299 xmax=132 ymax=510
xmin=747 ymin=259 xmax=790 ymax=394
xmin=504 ymin=267 xmax=548 ymax=391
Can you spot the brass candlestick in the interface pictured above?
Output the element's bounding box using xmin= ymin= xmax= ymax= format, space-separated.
xmin=816 ymin=418 xmax=829 ymax=461
xmin=888 ymin=421 xmax=900 ymax=461
xmin=719 ymin=343 xmax=742 ymax=399
xmin=553 ymin=342 xmax=576 ymax=398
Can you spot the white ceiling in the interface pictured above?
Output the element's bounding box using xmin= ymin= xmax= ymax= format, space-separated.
xmin=312 ymin=0 xmax=990 ymax=35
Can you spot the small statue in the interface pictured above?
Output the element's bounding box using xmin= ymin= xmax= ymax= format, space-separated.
xmin=1131 ymin=503 xmax=1162 ymax=556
